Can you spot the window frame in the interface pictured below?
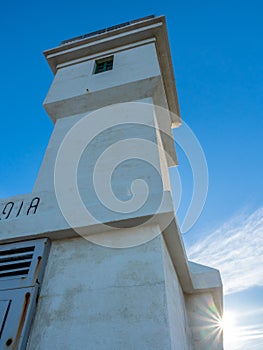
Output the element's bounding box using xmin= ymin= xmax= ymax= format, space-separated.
xmin=93 ymin=56 xmax=114 ymax=74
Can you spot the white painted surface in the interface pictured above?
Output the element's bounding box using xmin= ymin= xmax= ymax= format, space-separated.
xmin=186 ymin=293 xmax=223 ymax=350
xmin=34 ymin=99 xmax=166 ymax=199
xmin=43 ymin=16 xmax=182 ymax=125
xmin=0 ymin=16 xmax=223 ymax=350
xmin=0 ymin=188 xmax=176 ymax=244
xmin=27 ymin=232 xmax=174 ymax=350
xmin=162 ymin=238 xmax=193 ymax=350
xmin=44 ymin=43 xmax=160 ymax=106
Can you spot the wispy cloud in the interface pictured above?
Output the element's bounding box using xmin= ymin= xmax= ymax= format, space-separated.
xmin=186 ymin=207 xmax=263 ymax=294
xmin=234 ymin=323 xmax=263 ymax=349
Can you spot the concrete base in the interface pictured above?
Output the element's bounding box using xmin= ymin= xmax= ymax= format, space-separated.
xmin=27 ymin=227 xmax=191 ymax=350
xmin=26 ymin=225 xmax=222 ymax=350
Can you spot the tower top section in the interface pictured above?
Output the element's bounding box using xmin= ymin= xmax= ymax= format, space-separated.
xmin=61 ymin=15 xmax=156 ymax=45
xmin=44 ymin=15 xmax=181 ymax=126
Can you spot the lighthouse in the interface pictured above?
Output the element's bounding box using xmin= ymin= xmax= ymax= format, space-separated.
xmin=0 ymin=15 xmax=223 ymax=350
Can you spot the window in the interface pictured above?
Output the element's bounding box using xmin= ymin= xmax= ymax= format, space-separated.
xmin=94 ymin=56 xmax=114 ymax=74
xmin=0 ymin=238 xmax=50 ymax=349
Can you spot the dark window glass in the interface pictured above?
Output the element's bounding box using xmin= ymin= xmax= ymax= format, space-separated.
xmin=94 ymin=56 xmax=113 ymax=74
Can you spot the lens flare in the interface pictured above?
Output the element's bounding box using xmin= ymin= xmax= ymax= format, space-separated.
xmin=218 ymin=312 xmax=238 ymax=349
xmin=219 ymin=312 xmax=235 ymax=330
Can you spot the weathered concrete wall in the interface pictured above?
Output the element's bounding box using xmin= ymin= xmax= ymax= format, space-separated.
xmin=27 ymin=228 xmax=179 ymax=350
xmin=162 ymin=237 xmax=193 ymax=350
xmin=186 ymin=292 xmax=223 ymax=350
xmin=0 ymin=17 xmax=223 ymax=350
xmin=45 ymin=42 xmax=160 ymax=105
xmin=34 ymin=98 xmax=163 ymax=198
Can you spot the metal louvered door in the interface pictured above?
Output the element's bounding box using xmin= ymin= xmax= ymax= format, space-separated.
xmin=0 ymin=238 xmax=50 ymax=350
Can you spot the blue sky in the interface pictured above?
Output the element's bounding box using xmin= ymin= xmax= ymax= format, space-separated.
xmin=0 ymin=1 xmax=262 ymax=348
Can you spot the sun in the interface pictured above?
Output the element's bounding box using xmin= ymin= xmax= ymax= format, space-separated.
xmin=219 ymin=311 xmax=235 ymax=330
xmin=218 ymin=311 xmax=238 ymax=349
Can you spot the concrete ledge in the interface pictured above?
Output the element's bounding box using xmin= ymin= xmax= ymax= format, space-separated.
xmin=0 ymin=189 xmax=223 ymax=318
xmin=44 ymin=77 xmax=161 ymax=121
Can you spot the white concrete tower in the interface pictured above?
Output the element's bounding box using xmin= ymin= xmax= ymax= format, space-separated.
xmin=0 ymin=16 xmax=223 ymax=350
